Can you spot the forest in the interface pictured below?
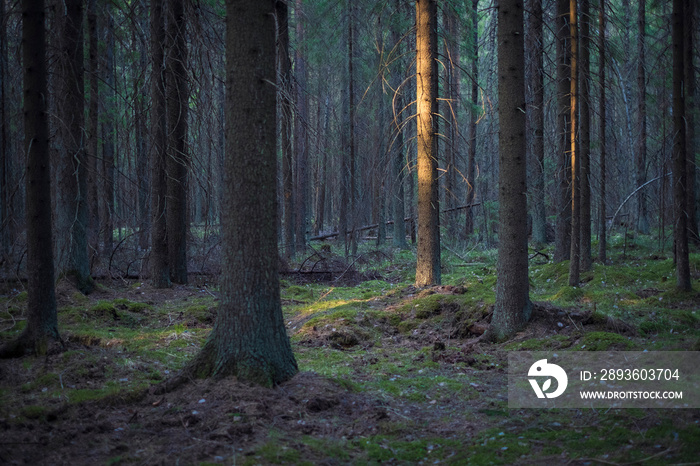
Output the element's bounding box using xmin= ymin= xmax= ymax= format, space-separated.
xmin=0 ymin=0 xmax=699 ymax=464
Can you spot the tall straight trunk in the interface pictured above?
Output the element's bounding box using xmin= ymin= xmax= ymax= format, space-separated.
xmin=579 ymin=0 xmax=592 ymax=271
xmin=555 ymin=0 xmax=571 ymax=262
xmin=490 ymin=0 xmax=530 ymax=341
xmin=0 ymin=0 xmax=9 ymax=255
xmin=348 ymin=0 xmax=358 ymax=257
xmin=294 ymin=0 xmax=309 ymax=252
xmin=136 ymin=0 xmax=149 ymax=251
xmin=59 ymin=0 xmax=93 ymax=293
xmin=685 ymin=0 xmax=698 ymax=243
xmin=465 ymin=0 xmax=478 ymax=237
xmin=636 ymin=0 xmax=649 ymax=234
xmin=415 ymin=0 xmax=440 ymax=287
xmin=598 ymin=0 xmax=607 ymax=264
xmin=1 ymin=0 xmax=59 ymax=357
xmin=527 ymin=0 xmax=546 ymax=246
xmin=316 ymin=96 xmax=329 ymax=235
xmin=102 ymin=12 xmax=115 ymax=256
xmin=277 ymin=0 xmax=295 ymax=257
xmin=672 ymin=0 xmax=691 ymax=291
xmin=443 ymin=9 xmax=458 ymax=238
xmin=166 ymin=0 xmax=189 ymax=284
xmin=86 ymin=0 xmax=100 ymax=259
xmin=150 ymin=0 xmax=170 ymax=288
xmin=391 ymin=2 xmax=408 ymax=249
xmin=186 ymin=0 xmax=297 ymax=386
xmin=568 ymin=0 xmax=580 ymax=286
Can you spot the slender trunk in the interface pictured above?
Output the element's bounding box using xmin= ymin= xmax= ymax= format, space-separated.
xmin=294 ymin=0 xmax=309 ymax=252
xmin=0 ymin=0 xmax=8 ymax=255
xmin=136 ymin=0 xmax=149 ymax=250
xmin=465 ymin=0 xmax=478 ymax=237
xmin=598 ymin=0 xmax=607 ymax=264
xmin=391 ymin=2 xmax=408 ymax=249
xmin=555 ymin=0 xmax=571 ymax=262
xmin=348 ymin=0 xmax=358 ymax=257
xmin=87 ymin=0 xmax=100 ymax=260
xmin=684 ymin=0 xmax=698 ymax=243
xmin=415 ymin=0 xmax=440 ymax=287
xmin=490 ymin=0 xmax=530 ymax=341
xmin=527 ymin=0 xmax=546 ymax=246
xmin=635 ymin=0 xmax=649 ymax=234
xmin=102 ymin=12 xmax=115 ymax=256
xmin=150 ymin=0 xmax=170 ymax=288
xmin=579 ymin=0 xmax=591 ymax=271
xmin=166 ymin=0 xmax=189 ymax=284
xmin=568 ymin=0 xmax=580 ymax=286
xmin=672 ymin=0 xmax=691 ymax=291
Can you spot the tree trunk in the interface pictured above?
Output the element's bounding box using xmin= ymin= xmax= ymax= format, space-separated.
xmin=391 ymin=0 xmax=408 ymax=249
xmin=0 ymin=0 xmax=8 ymax=256
xmin=102 ymin=11 xmax=115 ymax=257
xmin=636 ymin=0 xmax=649 ymax=234
xmin=294 ymin=0 xmax=309 ymax=252
xmin=348 ymin=0 xmax=358 ymax=257
xmin=490 ymin=0 xmax=531 ymax=342
xmin=185 ymin=0 xmax=297 ymax=386
xmin=672 ymin=0 xmax=691 ymax=291
xmin=597 ymin=0 xmax=607 ymax=264
xmin=568 ymin=0 xmax=580 ymax=286
xmin=579 ymin=0 xmax=592 ymax=271
xmin=465 ymin=0 xmax=478 ymax=237
xmin=1 ymin=0 xmax=59 ymax=358
xmin=554 ymin=0 xmax=572 ymax=262
xmin=166 ymin=0 xmax=189 ymax=284
xmin=684 ymin=0 xmax=698 ymax=243
xmin=415 ymin=0 xmax=440 ymax=287
xmin=150 ymin=0 xmax=170 ymax=288
xmin=527 ymin=0 xmax=546 ymax=246
xmin=86 ymin=0 xmax=100 ymax=261
xmin=136 ymin=0 xmax=149 ymax=251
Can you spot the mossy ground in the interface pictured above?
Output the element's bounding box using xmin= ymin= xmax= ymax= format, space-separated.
xmin=1 ymin=235 xmax=699 ymax=464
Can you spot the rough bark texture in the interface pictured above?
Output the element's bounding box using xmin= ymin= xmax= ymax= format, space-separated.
xmin=1 ymin=0 xmax=59 ymax=358
xmin=684 ymin=0 xmax=698 ymax=243
xmin=465 ymin=0 xmax=478 ymax=237
xmin=277 ymin=0 xmax=295 ymax=257
xmin=59 ymin=0 xmax=93 ymax=294
xmin=672 ymin=0 xmax=691 ymax=291
xmin=87 ymin=0 xmax=100 ymax=261
xmin=166 ymin=0 xmax=189 ymax=284
xmin=598 ymin=0 xmax=607 ymax=264
xmin=187 ymin=0 xmax=298 ymax=386
xmin=0 ymin=0 xmax=8 ymax=255
xmin=554 ymin=0 xmax=571 ymax=262
xmin=568 ymin=0 xmax=580 ymax=286
xmin=490 ymin=0 xmax=531 ymax=342
xmin=150 ymin=0 xmax=171 ymax=288
xmin=527 ymin=0 xmax=546 ymax=246
xmin=415 ymin=0 xmax=440 ymax=287
xmin=635 ymin=0 xmax=649 ymax=234
xmin=579 ymin=0 xmax=591 ymax=271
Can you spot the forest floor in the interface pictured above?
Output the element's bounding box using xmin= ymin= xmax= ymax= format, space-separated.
xmin=1 ymin=232 xmax=700 ymax=465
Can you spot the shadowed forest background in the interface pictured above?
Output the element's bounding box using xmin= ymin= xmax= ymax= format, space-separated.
xmin=0 ymin=0 xmax=699 ymax=464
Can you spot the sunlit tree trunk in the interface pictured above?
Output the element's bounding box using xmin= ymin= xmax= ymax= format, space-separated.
xmin=0 ymin=0 xmax=59 ymax=358
xmin=185 ymin=0 xmax=298 ymax=386
xmin=490 ymin=0 xmax=531 ymax=341
xmin=569 ymin=0 xmax=580 ymax=286
xmin=150 ymin=0 xmax=170 ymax=288
xmin=672 ymin=0 xmax=691 ymax=291
xmin=166 ymin=0 xmax=189 ymax=284
xmin=598 ymin=0 xmax=607 ymax=264
xmin=554 ymin=0 xmax=571 ymax=262
xmin=415 ymin=0 xmax=440 ymax=287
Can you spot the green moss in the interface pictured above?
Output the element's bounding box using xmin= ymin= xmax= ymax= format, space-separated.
xmin=575 ymin=331 xmax=633 ymax=350
xmin=284 ymin=285 xmax=314 ymax=302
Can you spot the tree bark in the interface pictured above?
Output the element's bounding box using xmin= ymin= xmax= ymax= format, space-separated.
xmin=415 ymin=0 xmax=440 ymax=287
xmin=490 ymin=0 xmax=531 ymax=341
xmin=294 ymin=0 xmax=309 ymax=252
xmin=166 ymin=0 xmax=189 ymax=284
xmin=465 ymin=0 xmax=478 ymax=237
xmin=1 ymin=0 xmax=59 ymax=358
xmin=597 ymin=0 xmax=607 ymax=264
xmin=150 ymin=0 xmax=170 ymax=288
xmin=554 ymin=0 xmax=572 ymax=262
xmin=672 ymin=0 xmax=691 ymax=291
xmin=391 ymin=0 xmax=408 ymax=249
xmin=185 ymin=0 xmax=298 ymax=386
xmin=684 ymin=0 xmax=698 ymax=243
xmin=579 ymin=0 xmax=592 ymax=271
xmin=636 ymin=0 xmax=649 ymax=234
xmin=568 ymin=0 xmax=580 ymax=286
xmin=86 ymin=0 xmax=100 ymax=261
xmin=527 ymin=0 xmax=547 ymax=246
xmin=102 ymin=11 xmax=115 ymax=257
